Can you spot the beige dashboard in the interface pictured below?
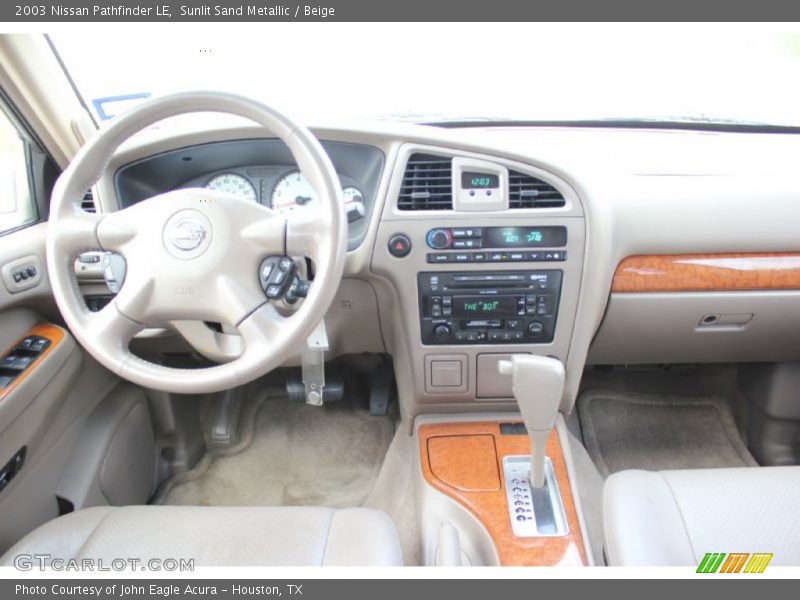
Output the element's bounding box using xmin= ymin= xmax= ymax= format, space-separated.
xmin=60 ymin=120 xmax=800 ymax=418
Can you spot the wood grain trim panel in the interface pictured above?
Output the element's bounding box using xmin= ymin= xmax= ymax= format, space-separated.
xmin=419 ymin=422 xmax=586 ymax=566
xmin=428 ymin=435 xmax=501 ymax=492
xmin=612 ymin=253 xmax=800 ymax=293
xmin=0 ymin=324 xmax=65 ymax=402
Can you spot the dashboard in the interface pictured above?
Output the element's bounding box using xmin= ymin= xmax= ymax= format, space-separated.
xmin=113 ymin=139 xmax=385 ymax=250
xmin=78 ymin=122 xmax=800 ymax=417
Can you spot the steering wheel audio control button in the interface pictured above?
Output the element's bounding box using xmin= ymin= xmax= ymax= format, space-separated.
xmin=259 ymin=255 xmax=297 ymax=300
xmin=388 ymin=234 xmax=412 ymax=258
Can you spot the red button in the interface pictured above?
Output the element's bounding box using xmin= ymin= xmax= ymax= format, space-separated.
xmin=388 ymin=234 xmax=412 ymax=258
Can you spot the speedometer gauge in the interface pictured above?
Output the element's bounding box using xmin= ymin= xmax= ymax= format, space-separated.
xmin=204 ymin=173 xmax=258 ymax=202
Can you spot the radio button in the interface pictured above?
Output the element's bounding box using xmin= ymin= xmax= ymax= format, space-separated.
xmin=489 ymin=252 xmax=509 ymax=262
xmin=442 ymin=296 xmax=453 ymax=306
xmin=489 ymin=331 xmax=514 ymax=342
xmin=527 ymin=322 xmax=545 ymax=337
xmin=529 ymin=252 xmax=542 ymax=261
xmin=537 ymin=294 xmax=554 ymax=315
xmin=510 ymin=252 xmax=526 ymax=261
xmin=507 ymin=319 xmax=521 ymax=330
xmin=433 ymin=324 xmax=452 ymax=342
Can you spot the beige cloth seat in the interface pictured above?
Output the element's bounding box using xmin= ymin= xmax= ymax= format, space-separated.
xmin=0 ymin=505 xmax=403 ymax=566
xmin=603 ymin=466 xmax=800 ymax=566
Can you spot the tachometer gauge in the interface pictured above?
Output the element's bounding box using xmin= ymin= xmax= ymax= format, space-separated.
xmin=271 ymin=171 xmax=366 ymax=219
xmin=270 ymin=170 xmax=319 ymax=213
xmin=204 ymin=173 xmax=258 ymax=202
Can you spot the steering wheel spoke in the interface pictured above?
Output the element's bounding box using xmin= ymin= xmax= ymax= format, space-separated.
xmin=84 ymin=301 xmax=144 ymax=360
xmin=112 ymin=269 xmax=156 ymax=324
xmin=286 ymin=211 xmax=330 ymax=260
xmin=240 ymin=213 xmax=287 ymax=256
xmin=238 ymin=302 xmax=286 ymax=350
xmin=55 ymin=211 xmax=104 ymax=255
xmin=96 ymin=207 xmax=141 ymax=253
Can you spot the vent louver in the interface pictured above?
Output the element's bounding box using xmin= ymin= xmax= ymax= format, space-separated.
xmin=508 ymin=171 xmax=565 ymax=209
xmin=81 ymin=190 xmax=96 ymax=213
xmin=397 ymin=154 xmax=453 ymax=211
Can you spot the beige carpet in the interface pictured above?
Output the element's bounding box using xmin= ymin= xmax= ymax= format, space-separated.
xmin=578 ymin=389 xmax=758 ymax=477
xmin=156 ymin=390 xmax=394 ymax=508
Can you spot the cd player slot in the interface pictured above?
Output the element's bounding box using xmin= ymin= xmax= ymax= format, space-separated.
xmin=451 ymin=274 xmax=527 ymax=284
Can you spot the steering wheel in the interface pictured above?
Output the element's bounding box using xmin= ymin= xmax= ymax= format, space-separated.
xmin=46 ymin=92 xmax=347 ymax=394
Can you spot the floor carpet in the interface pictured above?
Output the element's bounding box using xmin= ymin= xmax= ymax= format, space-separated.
xmin=156 ymin=390 xmax=394 ymax=508
xmin=578 ymin=389 xmax=757 ymax=477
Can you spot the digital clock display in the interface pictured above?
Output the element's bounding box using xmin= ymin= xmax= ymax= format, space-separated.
xmin=484 ymin=226 xmax=568 ymax=248
xmin=461 ymin=172 xmax=500 ymax=189
xmin=453 ymin=295 xmax=520 ymax=317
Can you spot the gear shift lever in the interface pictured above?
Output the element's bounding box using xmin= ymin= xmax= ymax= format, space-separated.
xmin=498 ymin=354 xmax=564 ymax=488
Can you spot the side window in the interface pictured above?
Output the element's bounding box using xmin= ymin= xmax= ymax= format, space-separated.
xmin=0 ymin=108 xmax=37 ymax=235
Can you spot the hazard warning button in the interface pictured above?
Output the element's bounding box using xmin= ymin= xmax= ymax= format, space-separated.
xmin=387 ymin=233 xmax=412 ymax=258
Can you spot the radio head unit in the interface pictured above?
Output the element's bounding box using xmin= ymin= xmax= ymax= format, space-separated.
xmin=418 ymin=270 xmax=562 ymax=345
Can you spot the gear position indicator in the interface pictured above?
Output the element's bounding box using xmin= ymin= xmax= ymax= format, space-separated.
xmin=503 ymin=455 xmax=569 ymax=538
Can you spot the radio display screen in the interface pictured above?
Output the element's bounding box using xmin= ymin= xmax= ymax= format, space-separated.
xmin=453 ymin=295 xmax=521 ymax=317
xmin=461 ymin=172 xmax=500 ymax=189
xmin=484 ymin=226 xmax=567 ymax=248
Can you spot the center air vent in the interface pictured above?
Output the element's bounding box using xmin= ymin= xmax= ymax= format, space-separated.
xmin=397 ymin=154 xmax=453 ymax=211
xmin=81 ymin=190 xmax=96 ymax=213
xmin=508 ymin=171 xmax=565 ymax=209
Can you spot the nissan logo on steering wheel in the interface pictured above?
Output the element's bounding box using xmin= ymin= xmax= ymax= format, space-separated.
xmin=168 ymin=218 xmax=208 ymax=251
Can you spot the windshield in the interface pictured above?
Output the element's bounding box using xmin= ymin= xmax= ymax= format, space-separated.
xmin=50 ymin=24 xmax=800 ymax=127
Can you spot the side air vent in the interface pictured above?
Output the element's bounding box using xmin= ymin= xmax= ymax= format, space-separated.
xmin=508 ymin=171 xmax=565 ymax=209
xmin=81 ymin=190 xmax=96 ymax=213
xmin=397 ymin=154 xmax=453 ymax=211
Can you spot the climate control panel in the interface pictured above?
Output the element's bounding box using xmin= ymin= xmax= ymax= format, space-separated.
xmin=418 ymin=270 xmax=562 ymax=345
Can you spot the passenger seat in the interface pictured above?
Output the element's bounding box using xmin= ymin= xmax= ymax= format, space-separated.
xmin=603 ymin=466 xmax=800 ymax=566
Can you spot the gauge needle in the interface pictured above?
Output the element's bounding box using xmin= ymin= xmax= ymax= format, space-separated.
xmin=295 ymin=196 xmax=312 ymax=205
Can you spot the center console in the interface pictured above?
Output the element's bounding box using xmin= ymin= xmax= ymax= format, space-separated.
xmin=370 ymin=144 xmax=585 ymax=408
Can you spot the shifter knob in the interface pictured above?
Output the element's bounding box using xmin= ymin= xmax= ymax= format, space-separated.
xmin=498 ymin=354 xmax=565 ymax=487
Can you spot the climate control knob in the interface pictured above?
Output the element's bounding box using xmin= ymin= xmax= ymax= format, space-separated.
xmin=427 ymin=228 xmax=453 ymax=249
xmin=433 ymin=324 xmax=452 ymax=342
